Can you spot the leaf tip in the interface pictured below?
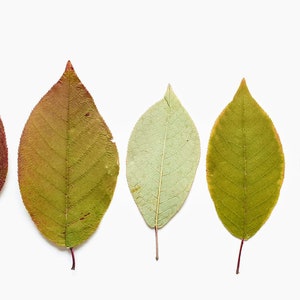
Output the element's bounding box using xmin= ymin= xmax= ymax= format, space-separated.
xmin=239 ymin=77 xmax=248 ymax=88
xmin=65 ymin=60 xmax=74 ymax=72
xmin=164 ymin=84 xmax=175 ymax=107
xmin=165 ymin=83 xmax=173 ymax=96
xmin=236 ymin=77 xmax=252 ymax=97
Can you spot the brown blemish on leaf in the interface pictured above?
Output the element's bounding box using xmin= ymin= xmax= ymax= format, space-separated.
xmin=130 ymin=185 xmax=141 ymax=194
xmin=80 ymin=212 xmax=91 ymax=221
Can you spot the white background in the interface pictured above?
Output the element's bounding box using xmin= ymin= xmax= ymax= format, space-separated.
xmin=0 ymin=0 xmax=299 ymax=299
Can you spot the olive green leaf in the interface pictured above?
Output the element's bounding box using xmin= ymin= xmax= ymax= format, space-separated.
xmin=0 ymin=118 xmax=8 ymax=192
xmin=18 ymin=61 xmax=119 ymax=269
xmin=126 ymin=85 xmax=200 ymax=260
xmin=206 ymin=79 xmax=284 ymax=273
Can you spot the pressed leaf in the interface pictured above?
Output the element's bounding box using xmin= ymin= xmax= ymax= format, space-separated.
xmin=18 ymin=61 xmax=119 ymax=269
xmin=206 ymin=79 xmax=284 ymax=273
xmin=126 ymin=85 xmax=200 ymax=260
xmin=0 ymin=118 xmax=8 ymax=192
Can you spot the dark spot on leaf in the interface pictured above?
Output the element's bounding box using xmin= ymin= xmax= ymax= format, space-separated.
xmin=80 ymin=212 xmax=91 ymax=220
xmin=85 ymin=112 xmax=90 ymax=117
xmin=131 ymin=185 xmax=141 ymax=193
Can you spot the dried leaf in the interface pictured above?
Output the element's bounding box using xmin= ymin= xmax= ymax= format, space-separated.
xmin=206 ymin=79 xmax=284 ymax=273
xmin=126 ymin=85 xmax=200 ymax=260
xmin=0 ymin=118 xmax=8 ymax=192
xmin=18 ymin=61 xmax=119 ymax=269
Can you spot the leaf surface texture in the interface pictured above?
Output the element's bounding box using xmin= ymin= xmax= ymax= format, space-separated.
xmin=126 ymin=85 xmax=200 ymax=229
xmin=18 ymin=61 xmax=119 ymax=248
xmin=206 ymin=79 xmax=284 ymax=240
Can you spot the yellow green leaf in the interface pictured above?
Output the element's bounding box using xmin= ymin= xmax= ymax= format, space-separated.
xmin=206 ymin=79 xmax=284 ymax=273
xmin=18 ymin=61 xmax=119 ymax=269
xmin=126 ymin=85 xmax=200 ymax=260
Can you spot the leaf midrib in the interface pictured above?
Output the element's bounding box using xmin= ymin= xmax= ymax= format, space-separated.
xmin=65 ymin=73 xmax=71 ymax=245
xmin=241 ymin=96 xmax=248 ymax=238
xmin=155 ymin=100 xmax=171 ymax=229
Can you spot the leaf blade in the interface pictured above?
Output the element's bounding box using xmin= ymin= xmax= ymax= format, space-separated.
xmin=206 ymin=79 xmax=284 ymax=241
xmin=18 ymin=61 xmax=119 ymax=249
xmin=126 ymin=85 xmax=200 ymax=229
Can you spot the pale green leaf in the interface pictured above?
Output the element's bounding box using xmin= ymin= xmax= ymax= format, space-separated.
xmin=206 ymin=79 xmax=284 ymax=273
xmin=18 ymin=61 xmax=119 ymax=269
xmin=126 ymin=85 xmax=200 ymax=259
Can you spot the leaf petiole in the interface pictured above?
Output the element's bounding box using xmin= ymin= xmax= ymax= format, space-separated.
xmin=70 ymin=247 xmax=76 ymax=270
xmin=155 ymin=226 xmax=159 ymax=261
xmin=236 ymin=239 xmax=244 ymax=274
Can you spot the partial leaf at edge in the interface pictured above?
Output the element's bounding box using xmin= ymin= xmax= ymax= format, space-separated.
xmin=206 ymin=79 xmax=285 ymax=241
xmin=18 ymin=61 xmax=119 ymax=249
xmin=126 ymin=85 xmax=200 ymax=229
xmin=0 ymin=118 xmax=8 ymax=192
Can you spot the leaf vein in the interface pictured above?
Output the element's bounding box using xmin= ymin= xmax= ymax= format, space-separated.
xmin=210 ymin=142 xmax=243 ymax=172
xmin=31 ymin=121 xmax=65 ymax=160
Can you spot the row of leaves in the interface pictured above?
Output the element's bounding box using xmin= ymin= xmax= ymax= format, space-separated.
xmin=0 ymin=61 xmax=285 ymax=273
